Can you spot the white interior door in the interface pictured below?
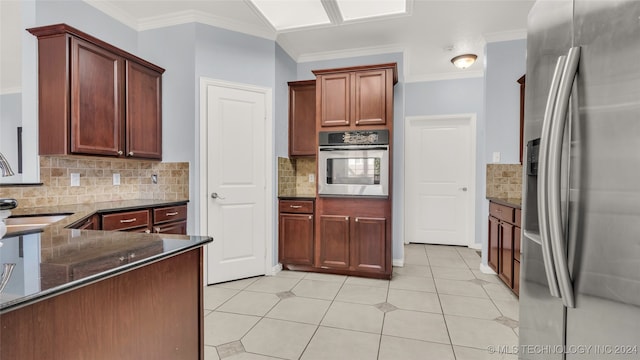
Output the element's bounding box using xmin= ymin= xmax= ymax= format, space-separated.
xmin=203 ymin=80 xmax=271 ymax=284
xmin=405 ymin=115 xmax=475 ymax=246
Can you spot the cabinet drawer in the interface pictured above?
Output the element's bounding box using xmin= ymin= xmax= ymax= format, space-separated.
xmin=102 ymin=210 xmax=150 ymax=231
xmin=153 ymin=205 xmax=187 ymax=224
xmin=489 ymin=202 xmax=514 ymax=223
xmin=279 ymin=200 xmax=314 ymax=214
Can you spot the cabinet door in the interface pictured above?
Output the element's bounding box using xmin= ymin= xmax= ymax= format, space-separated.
xmin=488 ymin=216 xmax=500 ymax=272
xmin=319 ymin=73 xmax=351 ymax=127
xmin=499 ymin=222 xmax=514 ymax=287
xmin=279 ymin=213 xmax=314 ymax=266
xmin=353 ymin=70 xmax=387 ymax=126
xmin=350 ymin=216 xmax=386 ymax=273
xmin=317 ymin=215 xmax=350 ymax=269
xmin=289 ymin=81 xmax=316 ymax=156
xmin=70 ymin=37 xmax=124 ymax=156
xmin=126 ymin=60 xmax=162 ymax=159
xmin=513 ymin=259 xmax=520 ymax=296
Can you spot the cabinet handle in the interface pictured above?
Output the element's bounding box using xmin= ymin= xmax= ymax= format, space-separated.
xmin=117 ymin=150 xmax=123 ymax=155
xmin=120 ymin=218 xmax=137 ymax=223
xmin=289 ymin=205 xmax=302 ymax=209
xmin=127 ymin=152 xmax=134 ymax=156
xmin=166 ymin=212 xmax=179 ymax=216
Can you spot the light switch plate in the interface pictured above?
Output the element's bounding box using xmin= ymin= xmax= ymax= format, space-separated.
xmin=70 ymin=173 xmax=80 ymax=187
xmin=492 ymin=152 xmax=501 ymax=163
xmin=113 ymin=173 xmax=120 ymax=186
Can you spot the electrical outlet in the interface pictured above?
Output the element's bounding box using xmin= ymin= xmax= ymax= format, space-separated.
xmin=151 ymin=174 xmax=158 ymax=184
xmin=308 ymin=174 xmax=315 ymax=183
xmin=113 ymin=173 xmax=120 ymax=186
xmin=70 ymin=173 xmax=80 ymax=187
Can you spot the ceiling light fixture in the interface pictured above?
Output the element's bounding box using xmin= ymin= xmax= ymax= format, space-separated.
xmin=451 ymin=54 xmax=477 ymax=69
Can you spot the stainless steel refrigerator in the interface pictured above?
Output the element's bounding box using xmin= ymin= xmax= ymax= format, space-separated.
xmin=520 ymin=0 xmax=640 ymax=359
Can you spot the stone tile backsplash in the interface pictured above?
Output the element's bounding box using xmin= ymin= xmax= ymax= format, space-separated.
xmin=0 ymin=156 xmax=189 ymax=208
xmin=277 ymin=157 xmax=316 ymax=197
xmin=486 ymin=163 xmax=523 ymax=199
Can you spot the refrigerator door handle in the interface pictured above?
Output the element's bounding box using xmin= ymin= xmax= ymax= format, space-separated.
xmin=537 ymin=55 xmax=566 ymax=298
xmin=548 ymin=46 xmax=581 ymax=309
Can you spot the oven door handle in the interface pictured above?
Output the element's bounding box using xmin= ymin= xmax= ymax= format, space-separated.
xmin=319 ymin=146 xmax=388 ymax=151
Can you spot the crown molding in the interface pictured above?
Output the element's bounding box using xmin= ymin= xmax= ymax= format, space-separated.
xmin=0 ymin=87 xmax=22 ymax=95
xmin=404 ymin=70 xmax=484 ymax=83
xmin=82 ymin=0 xmax=139 ymax=30
xmin=483 ymin=28 xmax=527 ymax=43
xmin=295 ymin=43 xmax=405 ymax=63
xmin=138 ymin=10 xmax=277 ymax=40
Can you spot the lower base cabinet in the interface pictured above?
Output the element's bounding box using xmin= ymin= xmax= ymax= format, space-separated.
xmin=316 ymin=198 xmax=391 ymax=279
xmin=2 ymin=248 xmax=204 ymax=360
xmin=487 ymin=200 xmax=521 ymax=295
xmin=279 ymin=200 xmax=314 ymax=266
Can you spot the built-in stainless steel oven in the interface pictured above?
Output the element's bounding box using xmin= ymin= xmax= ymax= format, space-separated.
xmin=318 ymin=130 xmax=389 ymax=197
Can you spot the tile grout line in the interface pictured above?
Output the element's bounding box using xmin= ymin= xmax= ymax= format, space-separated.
xmin=423 ymin=244 xmax=460 ymax=360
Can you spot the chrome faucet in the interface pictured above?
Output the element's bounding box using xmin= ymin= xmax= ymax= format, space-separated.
xmin=0 ymin=151 xmax=15 ymax=177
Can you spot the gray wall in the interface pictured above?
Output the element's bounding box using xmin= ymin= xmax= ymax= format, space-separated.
xmin=484 ymin=39 xmax=526 ymax=164
xmin=275 ymin=44 xmax=297 ymax=159
xmin=297 ymin=53 xmax=406 ymax=263
xmin=481 ymin=39 xmax=526 ymax=266
xmin=405 ymin=77 xmax=486 ymax=254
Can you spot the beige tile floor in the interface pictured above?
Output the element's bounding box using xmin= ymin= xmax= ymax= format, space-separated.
xmin=203 ymin=244 xmax=519 ymax=360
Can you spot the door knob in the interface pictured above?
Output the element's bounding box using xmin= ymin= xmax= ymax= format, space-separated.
xmin=211 ymin=192 xmax=226 ymax=199
xmin=460 ymin=187 xmax=468 ymax=191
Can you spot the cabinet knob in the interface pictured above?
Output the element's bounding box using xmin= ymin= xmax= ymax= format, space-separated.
xmin=128 ymin=152 xmax=134 ymax=156
xmin=345 ymin=217 xmax=349 ymax=221
xmin=355 ymin=218 xmax=359 ymax=222
xmin=144 ymin=229 xmax=150 ymax=233
xmin=129 ymin=253 xmax=136 ymax=259
xmin=119 ymin=256 xmax=125 ymax=262
xmin=117 ymin=150 xmax=123 ymax=155
xmin=308 ymin=215 xmax=312 ymax=220
xmin=154 ymin=226 xmax=161 ymax=233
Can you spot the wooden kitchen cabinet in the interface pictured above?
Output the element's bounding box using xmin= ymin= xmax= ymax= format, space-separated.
xmin=279 ymin=200 xmax=315 ymax=267
xmin=28 ymin=24 xmax=164 ymax=160
xmin=488 ymin=200 xmax=521 ymax=295
xmin=315 ymin=198 xmax=391 ymax=278
xmin=288 ymin=80 xmax=316 ymax=157
xmin=102 ymin=209 xmax=151 ymax=232
xmin=318 ymin=215 xmax=351 ymax=269
xmin=152 ymin=205 xmax=188 ymax=234
xmin=313 ymin=63 xmax=397 ymax=130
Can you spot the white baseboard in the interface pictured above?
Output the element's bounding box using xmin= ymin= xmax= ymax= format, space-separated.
xmin=269 ymin=263 xmax=282 ymax=276
xmin=468 ymin=242 xmax=482 ymax=250
xmin=392 ymin=258 xmax=404 ymax=267
xmin=479 ymin=263 xmax=497 ymax=274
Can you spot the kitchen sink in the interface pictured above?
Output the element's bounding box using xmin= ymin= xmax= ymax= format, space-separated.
xmin=4 ymin=214 xmax=71 ymax=235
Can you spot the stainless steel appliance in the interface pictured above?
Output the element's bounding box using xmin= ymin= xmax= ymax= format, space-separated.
xmin=520 ymin=0 xmax=640 ymax=358
xmin=318 ymin=130 xmax=389 ymax=197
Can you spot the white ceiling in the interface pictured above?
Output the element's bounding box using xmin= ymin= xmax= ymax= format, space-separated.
xmin=0 ymin=0 xmax=535 ymax=92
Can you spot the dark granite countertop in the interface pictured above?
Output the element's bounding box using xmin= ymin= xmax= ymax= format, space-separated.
xmin=487 ymin=197 xmax=522 ymax=209
xmin=278 ymin=196 xmax=316 ymax=201
xmin=0 ymin=199 xmax=212 ymax=313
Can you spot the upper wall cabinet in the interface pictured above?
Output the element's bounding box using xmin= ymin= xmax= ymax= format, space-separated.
xmin=313 ymin=63 xmax=397 ymax=130
xmin=28 ymin=24 xmax=165 ymax=160
xmin=288 ymin=80 xmax=316 ymax=157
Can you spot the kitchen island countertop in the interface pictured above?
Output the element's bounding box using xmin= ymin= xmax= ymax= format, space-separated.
xmin=0 ymin=199 xmax=212 ymax=313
